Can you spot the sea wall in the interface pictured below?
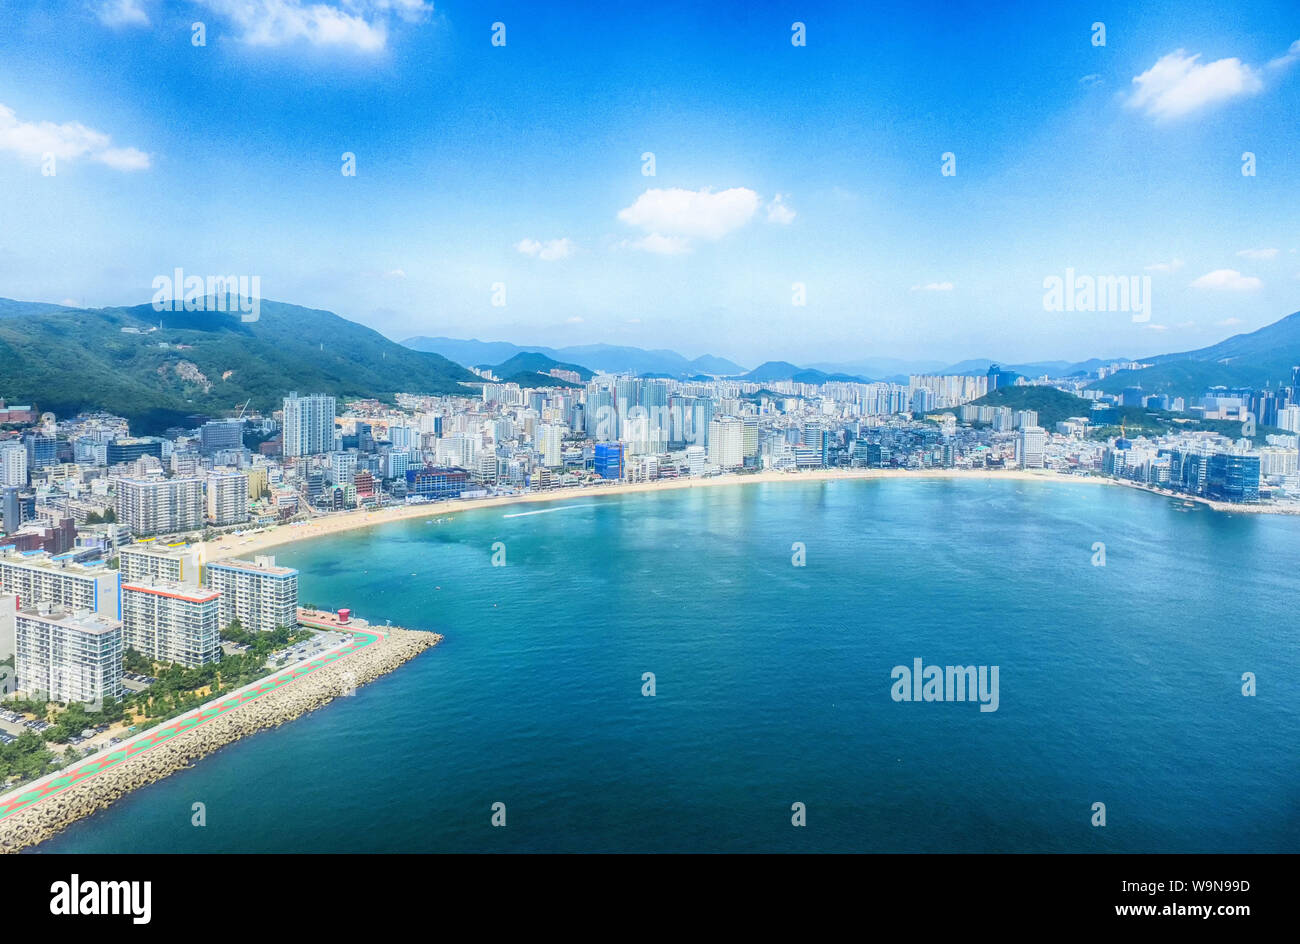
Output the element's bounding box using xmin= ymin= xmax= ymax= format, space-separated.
xmin=0 ymin=628 xmax=440 ymax=854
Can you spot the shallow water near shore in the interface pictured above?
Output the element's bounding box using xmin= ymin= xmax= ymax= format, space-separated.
xmin=38 ymin=478 xmax=1300 ymax=852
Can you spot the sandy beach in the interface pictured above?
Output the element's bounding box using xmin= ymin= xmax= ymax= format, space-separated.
xmin=205 ymin=468 xmax=1140 ymax=561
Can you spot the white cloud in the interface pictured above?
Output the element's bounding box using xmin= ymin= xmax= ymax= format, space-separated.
xmin=766 ymin=194 xmax=796 ymax=224
xmin=1145 ymin=258 xmax=1184 ymax=273
xmin=1236 ymin=247 xmax=1278 ymax=260
xmin=1127 ymin=49 xmax=1264 ymax=120
xmin=1216 ymin=317 xmax=1243 ymax=326
xmin=0 ymin=103 xmax=150 ymax=171
xmin=194 ymin=0 xmax=433 ymax=52
xmin=1190 ymin=269 xmax=1261 ymax=291
xmin=515 ymin=237 xmax=575 ymax=261
xmin=618 ymin=186 xmax=759 ymax=251
xmin=1145 ymin=323 xmax=1169 ymax=331
xmin=1268 ymin=39 xmax=1300 ymax=71
xmin=95 ymin=0 xmax=150 ymax=27
xmin=910 ymin=281 xmax=954 ymax=292
xmin=382 ymin=268 xmax=406 ymax=279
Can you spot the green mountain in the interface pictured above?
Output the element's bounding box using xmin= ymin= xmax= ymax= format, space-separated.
xmin=488 ymin=351 xmax=594 ymax=384
xmin=967 ymin=386 xmax=1093 ymax=429
xmin=0 ymin=297 xmax=477 ymax=434
xmin=1091 ymin=310 xmax=1300 ymax=398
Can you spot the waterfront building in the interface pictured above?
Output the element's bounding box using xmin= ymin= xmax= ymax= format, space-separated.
xmin=203 ymin=555 xmax=299 ymax=633
xmin=594 ymin=442 xmax=624 ymax=480
xmin=1206 ymin=453 xmax=1261 ymax=503
xmin=119 ymin=542 xmax=203 ymax=587
xmin=406 ymin=466 xmax=469 ymax=499
xmin=15 ymin=604 xmax=124 ymax=704
xmin=708 ymin=416 xmax=744 ymax=469
xmin=1016 ymin=426 xmax=1047 ymax=469
xmin=120 ymin=580 xmax=222 ymax=666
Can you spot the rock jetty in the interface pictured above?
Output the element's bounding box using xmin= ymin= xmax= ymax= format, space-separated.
xmin=0 ymin=627 xmax=439 ymax=854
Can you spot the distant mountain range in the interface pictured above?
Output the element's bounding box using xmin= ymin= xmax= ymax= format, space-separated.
xmin=4 ymin=293 xmax=1298 ymax=436
xmin=1090 ymin=310 xmax=1300 ymax=398
xmin=402 ymin=336 xmax=746 ymax=378
xmin=738 ymin=361 xmax=871 ymax=384
xmin=0 ymin=297 xmax=476 ymax=434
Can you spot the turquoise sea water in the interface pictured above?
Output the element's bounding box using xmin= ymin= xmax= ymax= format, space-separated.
xmin=38 ymin=478 xmax=1300 ymax=852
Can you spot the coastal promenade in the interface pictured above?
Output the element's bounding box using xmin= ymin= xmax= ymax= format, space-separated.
xmin=0 ymin=611 xmax=440 ymax=853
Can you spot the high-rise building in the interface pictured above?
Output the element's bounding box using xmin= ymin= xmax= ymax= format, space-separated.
xmin=120 ymin=581 xmax=222 ymax=666
xmin=23 ymin=432 xmax=57 ymax=472
xmin=0 ymin=551 xmax=119 ymax=618
xmin=106 ymin=438 xmax=164 ymax=466
xmin=331 ymin=451 xmax=358 ymax=485
xmin=1206 ymin=453 xmax=1261 ymax=503
xmin=1016 ymin=426 xmax=1047 ymax=469
xmin=741 ymin=416 xmax=759 ymax=459
xmin=0 ymin=441 xmax=27 ymax=487
xmin=199 ymin=420 xmax=244 ymax=454
xmin=593 ymin=442 xmax=624 ymax=480
xmin=708 ymin=416 xmax=744 ymax=469
xmin=115 ymin=477 xmax=205 ymax=536
xmin=15 ymin=604 xmax=124 ymax=704
xmin=119 ymin=542 xmax=203 ymax=587
xmin=0 ymin=593 xmax=16 ymax=661
xmin=203 ymin=555 xmax=298 ymax=633
xmin=206 ymin=470 xmax=250 ymax=526
xmin=538 ymin=424 xmax=564 ymax=468
xmin=282 ymin=392 xmax=337 ymax=458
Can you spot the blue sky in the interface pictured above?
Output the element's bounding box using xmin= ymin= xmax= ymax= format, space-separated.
xmin=0 ymin=0 xmax=1297 ymax=367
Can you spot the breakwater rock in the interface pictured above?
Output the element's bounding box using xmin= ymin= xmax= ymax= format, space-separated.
xmin=0 ymin=628 xmax=439 ymax=853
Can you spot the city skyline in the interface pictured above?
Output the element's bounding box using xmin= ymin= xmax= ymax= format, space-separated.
xmin=0 ymin=0 xmax=1298 ymax=365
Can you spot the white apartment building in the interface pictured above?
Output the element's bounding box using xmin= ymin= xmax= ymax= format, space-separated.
xmin=120 ymin=581 xmax=222 ymax=666
xmin=331 ymin=452 xmax=357 ymax=485
xmin=708 ymin=416 xmax=744 ymax=469
xmin=0 ymin=593 xmax=16 ymax=661
xmin=206 ymin=470 xmax=250 ymax=526
xmin=282 ymin=392 xmax=337 ymax=458
xmin=538 ymin=424 xmax=564 ymax=468
xmin=0 ymin=551 xmax=119 ymax=618
xmin=115 ymin=477 xmax=204 ymax=536
xmin=119 ymin=542 xmax=203 ymax=587
xmin=1016 ymin=426 xmax=1047 ymax=469
xmin=15 ymin=604 xmax=124 ymax=704
xmin=0 ymin=441 xmax=27 ymax=487
xmin=203 ymin=555 xmax=298 ymax=633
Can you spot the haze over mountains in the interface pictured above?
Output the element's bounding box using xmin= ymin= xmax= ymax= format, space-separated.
xmin=1 ymin=295 xmax=1297 ymax=436
xmin=402 ymin=336 xmax=746 ymax=378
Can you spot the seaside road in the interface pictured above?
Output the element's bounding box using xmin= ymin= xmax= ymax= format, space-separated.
xmin=0 ymin=627 xmax=383 ymax=823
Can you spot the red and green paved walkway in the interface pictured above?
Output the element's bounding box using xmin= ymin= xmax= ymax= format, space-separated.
xmin=0 ymin=626 xmax=381 ymax=823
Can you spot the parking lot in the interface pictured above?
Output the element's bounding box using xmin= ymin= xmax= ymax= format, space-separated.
xmin=268 ymin=630 xmax=351 ymax=668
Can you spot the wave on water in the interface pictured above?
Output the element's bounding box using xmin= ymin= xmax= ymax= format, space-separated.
xmin=502 ymin=504 xmax=599 ymax=518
